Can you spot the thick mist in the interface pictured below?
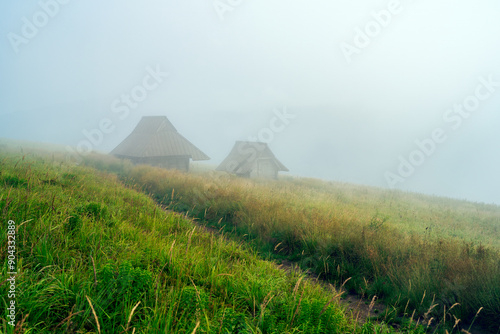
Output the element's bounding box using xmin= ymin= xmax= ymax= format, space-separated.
xmin=1 ymin=0 xmax=500 ymax=204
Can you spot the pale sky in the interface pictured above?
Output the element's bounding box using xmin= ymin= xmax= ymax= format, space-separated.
xmin=1 ymin=0 xmax=500 ymax=204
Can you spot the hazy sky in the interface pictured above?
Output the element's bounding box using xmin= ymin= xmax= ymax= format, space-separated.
xmin=1 ymin=0 xmax=500 ymax=204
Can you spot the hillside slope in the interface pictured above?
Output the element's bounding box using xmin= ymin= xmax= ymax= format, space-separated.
xmin=0 ymin=148 xmax=415 ymax=333
xmin=81 ymin=153 xmax=500 ymax=332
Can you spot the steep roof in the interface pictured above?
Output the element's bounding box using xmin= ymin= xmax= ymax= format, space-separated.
xmin=216 ymin=141 xmax=289 ymax=174
xmin=111 ymin=116 xmax=210 ymax=161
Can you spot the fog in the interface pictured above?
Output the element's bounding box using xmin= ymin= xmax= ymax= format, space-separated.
xmin=1 ymin=0 xmax=500 ymax=204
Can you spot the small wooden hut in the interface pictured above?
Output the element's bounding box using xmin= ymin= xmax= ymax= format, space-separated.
xmin=111 ymin=116 xmax=209 ymax=171
xmin=216 ymin=141 xmax=288 ymax=179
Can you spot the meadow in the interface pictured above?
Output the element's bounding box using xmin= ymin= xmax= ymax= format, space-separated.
xmin=0 ymin=141 xmax=498 ymax=333
xmin=0 ymin=144 xmax=427 ymax=333
xmin=82 ymin=154 xmax=500 ymax=332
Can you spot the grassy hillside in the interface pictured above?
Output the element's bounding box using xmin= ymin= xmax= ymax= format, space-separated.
xmin=0 ymin=147 xmax=421 ymax=333
xmin=80 ymin=154 xmax=500 ymax=332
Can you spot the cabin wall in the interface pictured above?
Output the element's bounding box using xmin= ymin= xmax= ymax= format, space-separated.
xmin=250 ymin=159 xmax=278 ymax=179
xmin=130 ymin=156 xmax=190 ymax=172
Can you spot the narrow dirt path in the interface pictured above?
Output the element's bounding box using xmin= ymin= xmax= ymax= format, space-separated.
xmin=276 ymin=259 xmax=386 ymax=325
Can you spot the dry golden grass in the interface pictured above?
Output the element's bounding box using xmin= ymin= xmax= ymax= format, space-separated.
xmin=111 ymin=161 xmax=500 ymax=329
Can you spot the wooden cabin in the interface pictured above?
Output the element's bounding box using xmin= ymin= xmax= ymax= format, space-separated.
xmin=111 ymin=116 xmax=209 ymax=171
xmin=216 ymin=141 xmax=288 ymax=179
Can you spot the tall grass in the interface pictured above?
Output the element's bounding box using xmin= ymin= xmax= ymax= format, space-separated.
xmin=81 ymin=154 xmax=500 ymax=332
xmin=0 ymin=148 xmax=417 ymax=333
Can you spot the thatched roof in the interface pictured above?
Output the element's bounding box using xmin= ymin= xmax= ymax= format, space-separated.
xmin=216 ymin=141 xmax=288 ymax=174
xmin=111 ymin=116 xmax=210 ymax=161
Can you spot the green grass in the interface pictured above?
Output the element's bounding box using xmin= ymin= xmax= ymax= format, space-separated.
xmin=0 ymin=145 xmax=424 ymax=333
xmin=78 ymin=153 xmax=500 ymax=333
